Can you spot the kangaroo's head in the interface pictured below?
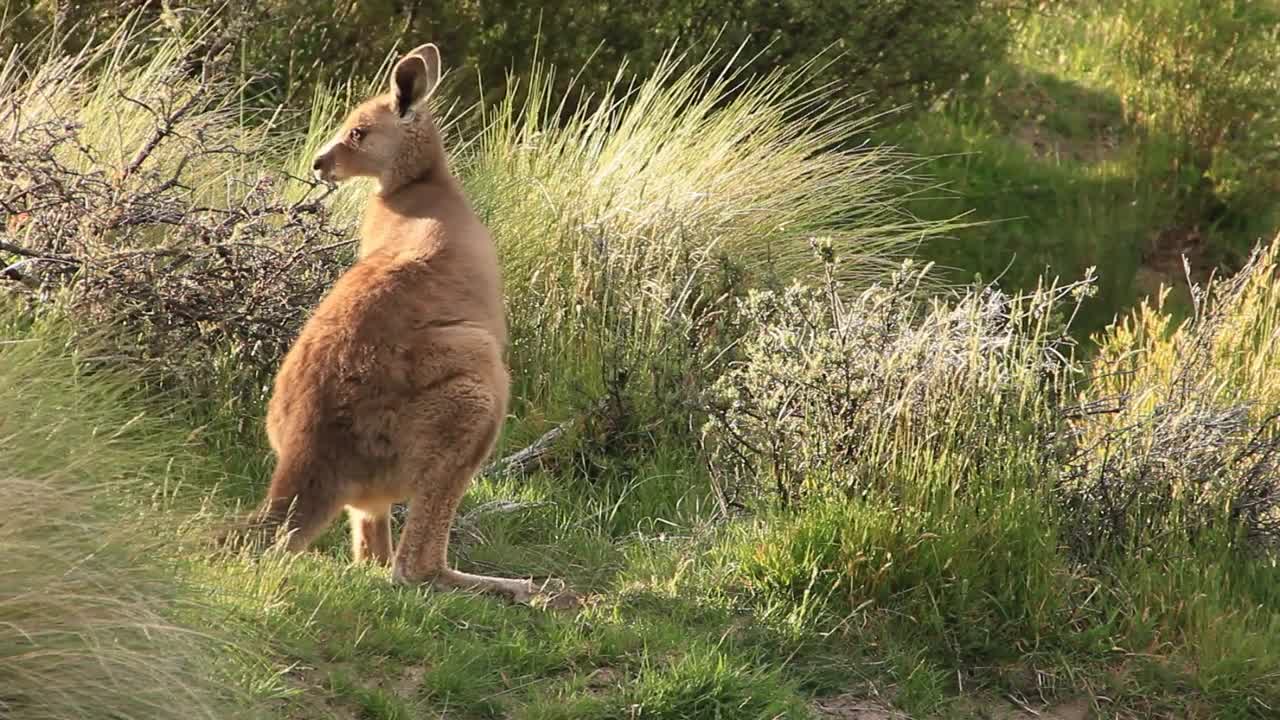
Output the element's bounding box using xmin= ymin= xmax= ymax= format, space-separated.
xmin=312 ymin=43 xmax=445 ymax=194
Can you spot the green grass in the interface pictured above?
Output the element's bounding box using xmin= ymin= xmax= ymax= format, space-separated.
xmin=4 ymin=7 xmax=1280 ymax=720
xmin=0 ymin=317 xmax=269 ymax=720
xmin=878 ymin=84 xmax=1152 ymax=336
xmin=881 ymin=4 xmax=1280 ymax=340
xmin=9 ymin=260 xmax=1280 ymax=718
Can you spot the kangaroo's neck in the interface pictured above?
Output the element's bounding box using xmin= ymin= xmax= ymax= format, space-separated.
xmin=377 ymin=136 xmax=451 ymax=195
xmin=357 ymin=173 xmax=472 ymax=260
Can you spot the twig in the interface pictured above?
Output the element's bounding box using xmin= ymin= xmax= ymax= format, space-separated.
xmin=483 ymin=397 xmax=611 ymax=479
xmin=0 ymin=240 xmax=57 ymax=260
xmin=118 ymin=87 xmax=202 ymax=182
xmin=483 ymin=421 xmax=570 ymax=478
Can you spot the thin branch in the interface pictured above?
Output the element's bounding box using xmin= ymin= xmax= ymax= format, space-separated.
xmin=118 ymin=88 xmax=203 ymax=182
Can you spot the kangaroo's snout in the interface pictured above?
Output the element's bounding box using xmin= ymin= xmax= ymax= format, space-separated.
xmin=312 ymin=152 xmax=334 ymax=182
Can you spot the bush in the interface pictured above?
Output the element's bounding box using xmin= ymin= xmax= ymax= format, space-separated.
xmin=4 ymin=0 xmax=1020 ymax=112
xmin=703 ymin=244 xmax=1088 ymax=505
xmin=1065 ymin=239 xmax=1280 ymax=557
xmin=702 ymin=250 xmax=1091 ymax=672
xmin=0 ymin=23 xmax=354 ymax=390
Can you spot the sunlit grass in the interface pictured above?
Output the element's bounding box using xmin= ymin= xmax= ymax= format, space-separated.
xmin=0 ymin=319 xmax=261 ymax=720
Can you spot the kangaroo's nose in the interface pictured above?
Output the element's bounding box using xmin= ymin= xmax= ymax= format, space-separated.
xmin=312 ymin=154 xmax=333 ymax=181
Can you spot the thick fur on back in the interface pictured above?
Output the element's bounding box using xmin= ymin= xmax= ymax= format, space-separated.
xmin=263 ymin=184 xmax=508 ymax=512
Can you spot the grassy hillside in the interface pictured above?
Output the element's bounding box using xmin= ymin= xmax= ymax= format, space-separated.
xmin=884 ymin=1 xmax=1280 ymax=337
xmin=2 ymin=7 xmax=1279 ymax=720
xmin=0 ymin=318 xmax=278 ymax=720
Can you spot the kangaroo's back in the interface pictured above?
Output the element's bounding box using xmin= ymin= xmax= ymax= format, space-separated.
xmin=355 ymin=178 xmax=506 ymax=347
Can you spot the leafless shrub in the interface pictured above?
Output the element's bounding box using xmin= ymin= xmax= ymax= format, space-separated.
xmin=0 ymin=35 xmax=353 ymax=382
xmin=1059 ymin=400 xmax=1280 ymax=558
xmin=1061 ymin=244 xmax=1280 ymax=557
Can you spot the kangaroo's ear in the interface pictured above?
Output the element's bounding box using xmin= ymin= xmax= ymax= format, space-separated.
xmin=392 ymin=43 xmax=442 ymax=118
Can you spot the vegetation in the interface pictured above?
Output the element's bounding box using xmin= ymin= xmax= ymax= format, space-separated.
xmin=1 ymin=0 xmax=1019 ymax=110
xmin=0 ymin=320 xmax=262 ymax=720
xmin=889 ymin=0 xmax=1280 ymax=335
xmin=2 ymin=3 xmax=1279 ymax=719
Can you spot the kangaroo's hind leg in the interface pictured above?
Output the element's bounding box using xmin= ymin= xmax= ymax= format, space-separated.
xmin=349 ymin=506 xmax=394 ymax=566
xmin=389 ymin=379 xmax=536 ymax=602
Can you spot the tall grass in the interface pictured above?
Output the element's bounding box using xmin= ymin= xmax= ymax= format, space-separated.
xmin=1090 ymin=241 xmax=1280 ymax=414
xmin=0 ymin=318 xmax=257 ymax=720
xmin=1065 ymin=241 xmax=1280 ymax=557
xmin=456 ymin=48 xmax=964 ymax=427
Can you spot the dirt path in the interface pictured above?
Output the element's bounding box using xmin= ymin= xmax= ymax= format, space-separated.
xmin=814 ymin=693 xmax=1092 ymax=720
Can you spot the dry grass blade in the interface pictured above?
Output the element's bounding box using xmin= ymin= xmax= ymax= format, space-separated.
xmin=0 ymin=323 xmax=254 ymax=720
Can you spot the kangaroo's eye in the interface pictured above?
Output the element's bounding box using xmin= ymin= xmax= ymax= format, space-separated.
xmin=348 ymin=127 xmax=365 ymax=143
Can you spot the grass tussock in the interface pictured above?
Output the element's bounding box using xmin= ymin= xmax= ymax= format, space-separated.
xmin=465 ymin=47 xmax=961 ymax=418
xmin=0 ymin=322 xmax=257 ymax=720
xmin=1066 ymin=241 xmax=1280 ymax=557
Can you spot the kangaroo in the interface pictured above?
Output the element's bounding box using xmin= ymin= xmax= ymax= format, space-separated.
xmin=239 ymin=43 xmax=545 ymax=604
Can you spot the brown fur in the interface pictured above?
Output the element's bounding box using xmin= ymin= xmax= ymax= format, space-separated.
xmin=241 ymin=44 xmax=541 ymax=602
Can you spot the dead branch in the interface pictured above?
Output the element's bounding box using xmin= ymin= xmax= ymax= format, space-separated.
xmin=0 ymin=64 xmax=354 ymax=379
xmin=485 ymin=397 xmax=611 ymax=478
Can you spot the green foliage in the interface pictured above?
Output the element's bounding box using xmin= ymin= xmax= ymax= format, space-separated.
xmin=1101 ymin=0 xmax=1280 ymax=218
xmin=3 ymin=0 xmax=1020 ymax=112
